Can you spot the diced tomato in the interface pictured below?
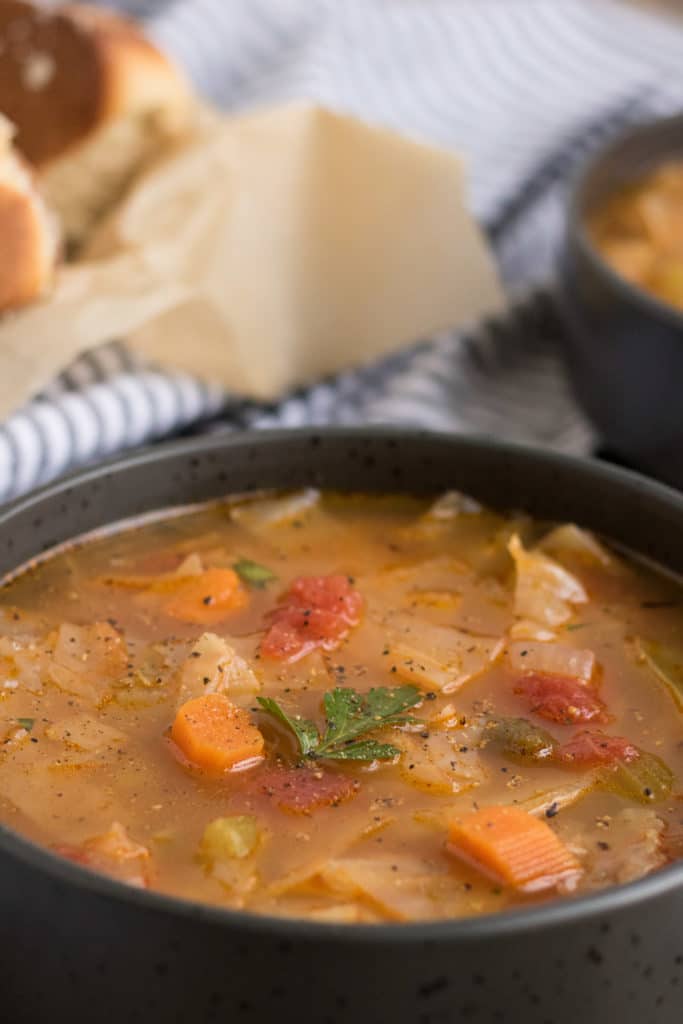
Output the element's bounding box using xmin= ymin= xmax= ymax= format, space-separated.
xmin=286 ymin=576 xmax=362 ymax=622
xmin=557 ymin=730 xmax=640 ymax=768
xmin=261 ymin=575 xmax=363 ymax=662
xmin=52 ymin=843 xmax=91 ymax=866
xmin=252 ymin=766 xmax=359 ymax=814
xmin=514 ymin=672 xmax=609 ymax=725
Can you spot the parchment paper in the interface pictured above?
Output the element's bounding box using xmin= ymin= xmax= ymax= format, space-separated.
xmin=0 ymin=104 xmax=504 ymax=418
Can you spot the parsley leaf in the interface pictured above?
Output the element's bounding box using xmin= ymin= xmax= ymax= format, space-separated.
xmin=321 ymin=739 xmax=402 ymax=761
xmin=257 ymin=697 xmax=319 ymax=756
xmin=233 ymin=558 xmax=277 ymax=589
xmin=258 ymin=685 xmax=422 ymax=762
xmin=319 ymin=688 xmax=366 ymax=749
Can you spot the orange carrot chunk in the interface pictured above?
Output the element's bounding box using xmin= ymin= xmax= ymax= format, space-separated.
xmin=171 ymin=694 xmax=264 ymax=771
xmin=163 ymin=569 xmax=248 ymax=624
xmin=447 ymin=805 xmax=582 ymax=893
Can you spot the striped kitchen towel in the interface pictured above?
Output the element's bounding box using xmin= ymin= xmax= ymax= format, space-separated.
xmin=2 ymin=0 xmax=682 ymax=502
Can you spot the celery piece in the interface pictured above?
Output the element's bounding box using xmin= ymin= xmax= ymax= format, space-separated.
xmin=199 ymin=815 xmax=260 ymax=863
xmin=600 ymin=750 xmax=674 ymax=804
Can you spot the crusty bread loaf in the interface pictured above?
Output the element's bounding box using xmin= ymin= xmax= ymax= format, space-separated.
xmin=0 ymin=1 xmax=194 ymax=248
xmin=0 ymin=114 xmax=58 ymax=311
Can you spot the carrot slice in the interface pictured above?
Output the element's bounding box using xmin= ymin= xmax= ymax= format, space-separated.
xmin=447 ymin=805 xmax=582 ymax=893
xmin=171 ymin=694 xmax=264 ymax=771
xmin=163 ymin=569 xmax=248 ymax=624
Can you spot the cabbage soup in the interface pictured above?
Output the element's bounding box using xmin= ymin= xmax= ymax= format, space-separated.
xmin=0 ymin=490 xmax=681 ymax=923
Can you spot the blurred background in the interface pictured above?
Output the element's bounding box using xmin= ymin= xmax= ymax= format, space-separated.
xmin=0 ymin=0 xmax=682 ymax=500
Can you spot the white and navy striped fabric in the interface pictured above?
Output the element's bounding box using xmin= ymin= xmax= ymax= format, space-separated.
xmin=2 ymin=0 xmax=683 ymax=502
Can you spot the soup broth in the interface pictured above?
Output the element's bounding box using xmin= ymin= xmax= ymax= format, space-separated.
xmin=0 ymin=490 xmax=681 ymax=924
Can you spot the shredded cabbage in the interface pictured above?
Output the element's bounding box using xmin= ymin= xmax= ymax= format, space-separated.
xmin=424 ymin=490 xmax=483 ymax=520
xmin=177 ymin=632 xmax=260 ymax=705
xmin=539 ymin=524 xmax=613 ymax=568
xmin=385 ymin=614 xmax=502 ymax=693
xmin=508 ymin=534 xmax=588 ymax=629
xmin=507 ymin=641 xmax=595 ymax=682
xmin=46 ymin=714 xmax=127 ymax=752
xmin=230 ymin=489 xmax=320 ymax=529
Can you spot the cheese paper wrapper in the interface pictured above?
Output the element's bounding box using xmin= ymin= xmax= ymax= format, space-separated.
xmin=0 ymin=104 xmax=503 ymax=418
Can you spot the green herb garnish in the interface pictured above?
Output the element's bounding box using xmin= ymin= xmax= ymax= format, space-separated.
xmin=257 ymin=685 xmax=422 ymax=762
xmin=233 ymin=558 xmax=277 ymax=589
xmin=16 ymin=718 xmax=34 ymax=731
xmin=256 ymin=698 xmax=320 ymax=756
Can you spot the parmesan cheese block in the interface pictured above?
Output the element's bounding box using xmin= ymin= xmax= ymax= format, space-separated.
xmin=0 ymin=104 xmax=503 ymax=416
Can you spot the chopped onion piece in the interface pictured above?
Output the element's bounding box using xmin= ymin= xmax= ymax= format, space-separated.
xmin=507 ymin=641 xmax=596 ymax=682
xmin=508 ymin=534 xmax=588 ymax=629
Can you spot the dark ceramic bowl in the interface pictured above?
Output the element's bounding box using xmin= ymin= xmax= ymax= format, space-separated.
xmin=557 ymin=113 xmax=683 ymax=488
xmin=1 ymin=428 xmax=683 ymax=1024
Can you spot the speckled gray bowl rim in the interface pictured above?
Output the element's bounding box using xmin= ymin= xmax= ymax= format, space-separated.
xmin=568 ymin=111 xmax=683 ymax=334
xmin=1 ymin=427 xmax=682 ymax=945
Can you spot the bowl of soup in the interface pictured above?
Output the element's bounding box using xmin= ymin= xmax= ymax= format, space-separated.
xmin=557 ymin=113 xmax=683 ymax=487
xmin=0 ymin=428 xmax=682 ymax=1024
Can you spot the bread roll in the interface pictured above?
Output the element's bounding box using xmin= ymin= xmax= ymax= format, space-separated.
xmin=0 ymin=114 xmax=58 ymax=311
xmin=0 ymin=1 xmax=193 ymax=247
